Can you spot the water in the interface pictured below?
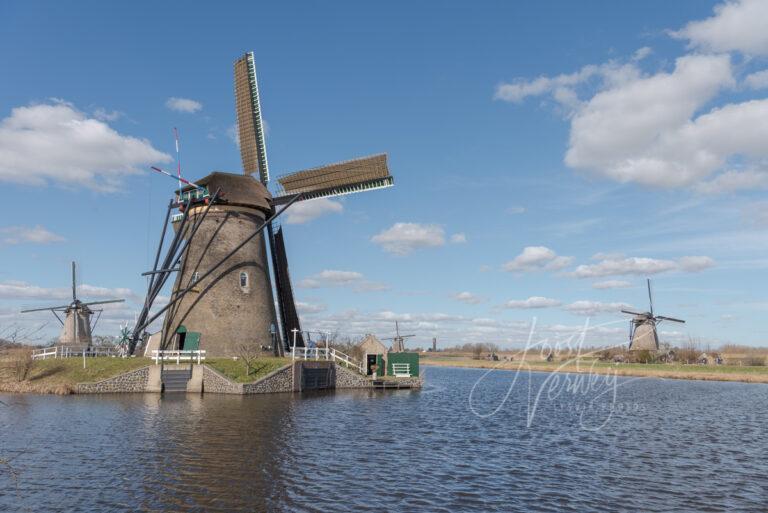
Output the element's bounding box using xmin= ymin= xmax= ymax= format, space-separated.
xmin=2 ymin=366 xmax=767 ymax=512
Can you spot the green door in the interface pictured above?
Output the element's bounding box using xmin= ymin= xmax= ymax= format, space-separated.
xmin=184 ymin=332 xmax=201 ymax=351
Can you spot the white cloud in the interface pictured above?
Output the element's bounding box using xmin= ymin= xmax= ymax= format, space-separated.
xmin=565 ymin=300 xmax=633 ymax=316
xmin=296 ymin=301 xmax=326 ymax=314
xmin=503 ymin=246 xmax=573 ymax=272
xmin=507 ymin=206 xmax=526 ymax=214
xmin=450 ymin=232 xmax=467 ymax=244
xmin=572 ymin=255 xmax=714 ymax=278
xmin=677 ymin=255 xmax=716 ymax=272
xmin=165 ymin=97 xmax=203 ymax=113
xmin=0 ymin=225 xmax=64 ymax=245
xmin=371 ymin=222 xmax=445 ymax=255
xmin=671 ymin=0 xmax=768 ymax=56
xmin=453 ymin=291 xmax=484 ymax=305
xmin=494 ymin=59 xmax=641 ymax=106
xmin=592 ymin=280 xmax=632 ymax=289
xmin=500 ymin=27 xmax=768 ymax=191
xmin=745 ymin=69 xmax=768 ymax=90
xmin=0 ymin=102 xmax=171 ymax=191
xmin=503 ymin=296 xmax=562 ymax=309
xmin=0 ymin=280 xmax=134 ymax=301
xmin=298 ymin=270 xmax=387 ymax=293
xmin=284 ymin=198 xmax=343 ymax=224
xmin=694 ymin=169 xmax=768 ymax=194
xmin=92 ymin=108 xmax=122 ymax=122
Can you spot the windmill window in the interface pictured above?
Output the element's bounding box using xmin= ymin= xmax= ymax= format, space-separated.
xmin=240 ymin=272 xmax=249 ymax=289
xmin=191 ymin=272 xmax=199 ymax=284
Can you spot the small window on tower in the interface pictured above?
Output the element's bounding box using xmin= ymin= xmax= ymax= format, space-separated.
xmin=240 ymin=272 xmax=249 ymax=289
xmin=191 ymin=272 xmax=199 ymax=284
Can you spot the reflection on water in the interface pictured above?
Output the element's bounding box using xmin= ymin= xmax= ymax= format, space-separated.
xmin=2 ymin=367 xmax=768 ymax=512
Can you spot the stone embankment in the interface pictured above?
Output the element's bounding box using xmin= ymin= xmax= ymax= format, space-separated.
xmin=73 ymin=361 xmax=422 ymax=395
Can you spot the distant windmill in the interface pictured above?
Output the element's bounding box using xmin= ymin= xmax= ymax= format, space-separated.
xmin=381 ymin=321 xmax=415 ymax=352
xmin=621 ymin=279 xmax=685 ymax=351
xmin=21 ymin=262 xmax=125 ymax=347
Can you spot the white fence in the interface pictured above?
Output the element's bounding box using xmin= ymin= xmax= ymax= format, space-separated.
xmin=31 ymin=346 xmax=117 ymax=360
xmin=151 ymin=349 xmax=206 ymax=364
xmin=291 ymin=346 xmax=364 ymax=373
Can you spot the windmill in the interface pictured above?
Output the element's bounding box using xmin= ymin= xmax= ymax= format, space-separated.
xmin=621 ymin=279 xmax=685 ymax=351
xmin=381 ymin=321 xmax=415 ymax=353
xmin=129 ymin=51 xmax=394 ymax=357
xmin=21 ymin=262 xmax=125 ymax=347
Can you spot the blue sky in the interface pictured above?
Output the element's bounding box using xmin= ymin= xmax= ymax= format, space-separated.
xmin=1 ymin=0 xmax=767 ymax=347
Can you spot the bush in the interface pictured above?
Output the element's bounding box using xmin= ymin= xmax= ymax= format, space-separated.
xmin=3 ymin=348 xmax=36 ymax=382
xmin=743 ymin=356 xmax=766 ymax=367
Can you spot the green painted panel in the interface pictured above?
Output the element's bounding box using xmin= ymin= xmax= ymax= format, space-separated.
xmin=376 ymin=354 xmax=386 ymax=376
xmin=387 ymin=352 xmax=419 ymax=377
xmin=184 ymin=332 xmax=201 ymax=351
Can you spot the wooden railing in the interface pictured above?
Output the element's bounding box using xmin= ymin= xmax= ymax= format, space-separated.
xmin=290 ymin=346 xmax=364 ymax=374
xmin=151 ymin=349 xmax=206 ymax=364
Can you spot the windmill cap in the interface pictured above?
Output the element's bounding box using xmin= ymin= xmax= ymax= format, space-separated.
xmin=185 ymin=171 xmax=272 ymax=212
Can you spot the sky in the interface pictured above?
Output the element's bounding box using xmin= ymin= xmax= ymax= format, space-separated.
xmin=1 ymin=0 xmax=767 ymax=348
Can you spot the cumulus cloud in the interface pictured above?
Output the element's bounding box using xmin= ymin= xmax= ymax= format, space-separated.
xmin=453 ymin=291 xmax=484 ymax=305
xmin=0 ymin=225 xmax=64 ymax=245
xmin=592 ymin=280 xmax=632 ymax=289
xmin=694 ymin=169 xmax=768 ymax=194
xmin=165 ymin=97 xmax=203 ymax=113
xmin=670 ymin=0 xmax=768 ymax=56
xmin=497 ymin=4 xmax=768 ymax=192
xmin=284 ymin=198 xmax=343 ymax=224
xmin=0 ymin=280 xmax=135 ymax=302
xmin=296 ymin=301 xmax=326 ymax=314
xmin=503 ymin=296 xmax=562 ymax=309
xmin=745 ymin=70 xmax=768 ymax=90
xmin=371 ymin=222 xmax=445 ymax=255
xmin=572 ymin=254 xmax=714 ymax=278
xmin=565 ymin=300 xmax=633 ymax=316
xmin=503 ymin=246 xmax=573 ymax=272
xmin=450 ymin=233 xmax=467 ymax=244
xmin=298 ymin=270 xmax=387 ymax=292
xmin=0 ymin=101 xmax=171 ymax=191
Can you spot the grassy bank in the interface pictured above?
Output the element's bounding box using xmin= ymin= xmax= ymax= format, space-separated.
xmin=0 ymin=357 xmax=152 ymax=394
xmin=420 ymin=355 xmax=768 ymax=384
xmin=206 ymin=357 xmax=291 ymax=383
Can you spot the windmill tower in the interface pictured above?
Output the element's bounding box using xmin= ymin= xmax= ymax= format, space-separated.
xmin=381 ymin=321 xmax=415 ymax=352
xmin=621 ymin=279 xmax=685 ymax=351
xmin=132 ymin=52 xmax=394 ymax=357
xmin=21 ymin=262 xmax=125 ymax=347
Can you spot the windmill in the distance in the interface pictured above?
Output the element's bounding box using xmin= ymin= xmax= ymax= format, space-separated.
xmin=381 ymin=321 xmax=415 ymax=352
xmin=130 ymin=51 xmax=394 ymax=357
xmin=621 ymin=279 xmax=685 ymax=351
xmin=21 ymin=262 xmax=125 ymax=347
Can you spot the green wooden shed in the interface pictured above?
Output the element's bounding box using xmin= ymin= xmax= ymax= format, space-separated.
xmin=386 ymin=352 xmax=419 ymax=377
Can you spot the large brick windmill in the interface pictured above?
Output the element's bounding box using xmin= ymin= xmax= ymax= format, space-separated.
xmin=130 ymin=52 xmax=393 ymax=357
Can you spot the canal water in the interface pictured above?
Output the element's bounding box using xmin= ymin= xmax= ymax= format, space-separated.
xmin=1 ymin=366 xmax=767 ymax=512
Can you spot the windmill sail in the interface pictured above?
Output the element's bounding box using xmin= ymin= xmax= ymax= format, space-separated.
xmin=234 ymin=51 xmax=270 ymax=183
xmin=274 ymin=154 xmax=393 ymax=204
xmin=272 ymin=226 xmax=304 ymax=349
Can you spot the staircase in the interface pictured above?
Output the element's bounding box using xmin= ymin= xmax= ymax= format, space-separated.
xmin=162 ymin=368 xmax=192 ymax=393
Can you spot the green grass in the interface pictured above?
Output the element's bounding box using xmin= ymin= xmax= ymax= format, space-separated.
xmin=0 ymin=356 xmax=153 ymax=393
xmin=206 ymin=357 xmax=291 ymax=383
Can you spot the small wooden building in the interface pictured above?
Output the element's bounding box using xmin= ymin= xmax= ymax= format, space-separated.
xmin=357 ymin=334 xmax=388 ymax=376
